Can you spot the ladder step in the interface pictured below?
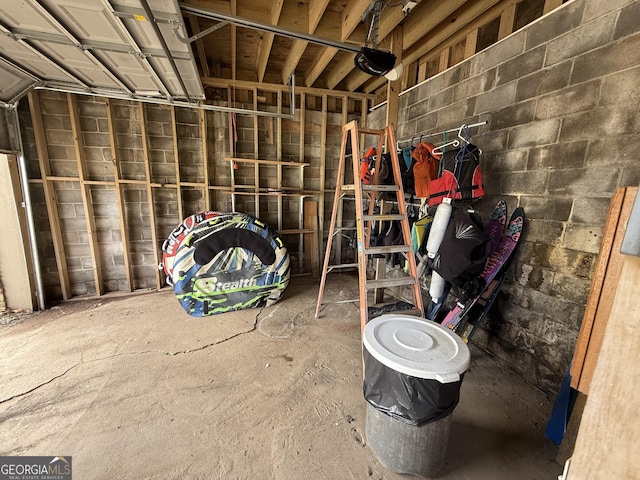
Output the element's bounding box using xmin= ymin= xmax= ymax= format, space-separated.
xmin=365 ymin=245 xmax=411 ymax=255
xmin=362 ymin=184 xmax=400 ymax=192
xmin=366 ymin=277 xmax=418 ymax=289
xmin=328 ymin=263 xmax=359 ymax=271
xmin=363 ymin=214 xmax=406 ymax=222
xmin=334 ymin=226 xmax=356 ymax=232
xmin=341 ymin=184 xmax=401 ymax=193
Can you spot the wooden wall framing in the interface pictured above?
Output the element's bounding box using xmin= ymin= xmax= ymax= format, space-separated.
xmin=23 ymin=86 xmax=373 ymax=301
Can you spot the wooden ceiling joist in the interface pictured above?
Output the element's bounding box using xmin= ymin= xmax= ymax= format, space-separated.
xmin=309 ymin=0 xmax=331 ymax=34
xmin=341 ymin=0 xmax=372 ymax=42
xmin=304 ymin=46 xmax=338 ymax=87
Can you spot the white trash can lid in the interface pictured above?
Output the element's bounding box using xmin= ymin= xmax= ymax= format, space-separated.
xmin=363 ymin=314 xmax=470 ymax=383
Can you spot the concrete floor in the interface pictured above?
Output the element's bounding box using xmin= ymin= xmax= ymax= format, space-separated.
xmin=0 ymin=274 xmax=563 ymax=479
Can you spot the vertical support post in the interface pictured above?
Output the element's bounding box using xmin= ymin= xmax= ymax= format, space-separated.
xmin=138 ymin=102 xmax=162 ymax=290
xmin=498 ymin=2 xmax=517 ymax=40
xmin=68 ymin=93 xmax=103 ymax=295
xmin=106 ymin=98 xmax=133 ymax=291
xmin=171 ymin=106 xmax=184 ymax=221
xmin=319 ymin=94 xmax=328 ymax=262
xmin=276 ymin=90 xmax=283 ymax=231
xmin=200 ymin=109 xmax=210 ymax=210
xmin=227 ymin=86 xmax=236 ymax=212
xmin=304 ymin=200 xmax=319 ymax=278
xmin=464 ymin=29 xmax=479 ymax=59
xmin=28 ymin=91 xmax=72 ymax=299
xmin=253 ymin=88 xmax=260 ymax=218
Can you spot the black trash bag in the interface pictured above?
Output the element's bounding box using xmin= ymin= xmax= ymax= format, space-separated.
xmin=363 ymin=348 xmax=463 ymax=427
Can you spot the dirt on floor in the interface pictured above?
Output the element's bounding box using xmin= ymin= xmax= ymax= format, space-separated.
xmin=0 ymin=274 xmax=563 ymax=479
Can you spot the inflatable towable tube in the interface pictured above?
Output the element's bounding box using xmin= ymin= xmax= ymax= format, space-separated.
xmin=168 ymin=212 xmax=290 ymax=317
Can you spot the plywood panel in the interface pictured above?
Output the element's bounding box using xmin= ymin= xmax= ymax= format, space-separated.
xmin=568 ymin=255 xmax=640 ymax=480
xmin=571 ymin=187 xmax=637 ymax=393
xmin=0 ymin=154 xmax=35 ymax=310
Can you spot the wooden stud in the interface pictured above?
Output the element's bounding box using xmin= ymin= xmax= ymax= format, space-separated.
xmin=319 ymin=94 xmax=328 ymax=268
xmin=439 ymin=47 xmax=452 ymax=73
xmin=543 ymin=0 xmax=563 ymax=15
xmin=106 ymin=98 xmax=133 ymax=292
xmin=27 ymin=91 xmax=72 ymax=300
xmin=464 ymin=29 xmax=479 ymax=58
xmin=138 ymin=102 xmax=162 ymax=290
xmin=304 ymin=200 xmax=320 ymax=278
xmin=498 ymin=2 xmax=517 ymax=40
xmin=170 ymin=106 xmax=183 ymax=221
xmin=253 ymin=87 xmax=260 ymax=218
xmin=228 ymin=86 xmax=236 ymax=212
xmin=200 ymin=109 xmax=210 ymax=210
xmin=68 ymin=93 xmax=103 ymax=296
xmin=276 ymin=90 xmax=283 ymax=231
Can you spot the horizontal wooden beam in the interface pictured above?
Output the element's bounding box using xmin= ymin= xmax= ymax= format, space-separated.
xmin=201 ymin=75 xmax=375 ymax=99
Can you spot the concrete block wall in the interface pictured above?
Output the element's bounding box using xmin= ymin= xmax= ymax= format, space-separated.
xmin=16 ymin=89 xmax=363 ymax=300
xmin=372 ymin=0 xmax=640 ymax=391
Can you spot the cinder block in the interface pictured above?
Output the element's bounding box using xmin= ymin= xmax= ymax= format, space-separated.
xmin=480 ymin=31 xmax=525 ymax=70
xmin=535 ymin=80 xmax=600 ymax=120
xmin=507 ymin=118 xmax=561 ymax=149
xmin=516 ymin=61 xmax=572 ymax=102
xmin=560 ymin=105 xmax=636 ymax=142
xmin=527 ymin=141 xmax=588 ymax=170
xmin=501 ymin=170 xmax=548 ymax=194
xmin=415 ymin=113 xmax=438 ymax=134
xmin=571 ymin=196 xmax=611 ymax=224
xmin=546 ymin=11 xmax=616 ymax=67
xmin=584 ymin=0 xmax=635 ymax=23
xmin=600 ymin=67 xmax=640 ymax=105
xmin=45 ymin=129 xmax=73 ymax=146
xmin=427 ymin=87 xmax=454 ymax=112
xmin=490 ymin=100 xmax=536 ymax=130
xmin=563 ymin=223 xmax=602 ymax=254
xmin=519 ymin=195 xmax=572 ymax=221
xmin=547 ymin=166 xmax=619 ymax=196
xmin=435 ymin=99 xmax=475 ymax=127
xmin=496 ymin=45 xmax=545 ymax=86
xmin=614 ymin=1 xmax=640 ymax=39
xmin=525 ymin=0 xmax=584 ymax=50
xmin=83 ymin=132 xmax=112 ymax=148
xmin=474 ymin=82 xmax=517 ymax=115
xmin=514 ymin=263 xmax=554 ymax=294
xmin=39 ymin=96 xmax=69 ymax=115
xmin=78 ymin=100 xmax=107 ymax=119
xmin=571 ymin=33 xmax=640 ymax=84
xmin=116 ymin=133 xmax=143 ymax=149
xmin=453 ymin=71 xmax=496 ymax=103
xmin=522 ymin=218 xmax=564 ymax=245
xmin=482 ymin=149 xmax=528 ymax=174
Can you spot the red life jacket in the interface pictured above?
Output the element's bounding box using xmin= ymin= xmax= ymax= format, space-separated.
xmin=428 ymin=144 xmax=484 ymax=207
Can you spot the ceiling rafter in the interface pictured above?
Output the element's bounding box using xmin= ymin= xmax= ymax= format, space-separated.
xmin=309 ymin=0 xmax=331 ymax=34
xmin=256 ymin=0 xmax=285 ymax=82
xmin=304 ymin=46 xmax=338 ymax=88
xmin=341 ymin=0 xmax=371 ymax=42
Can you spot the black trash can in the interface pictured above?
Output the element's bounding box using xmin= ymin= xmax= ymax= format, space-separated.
xmin=363 ymin=314 xmax=470 ymax=478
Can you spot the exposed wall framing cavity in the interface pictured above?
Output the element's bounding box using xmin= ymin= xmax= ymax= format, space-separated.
xmin=18 ymin=87 xmax=373 ymax=303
